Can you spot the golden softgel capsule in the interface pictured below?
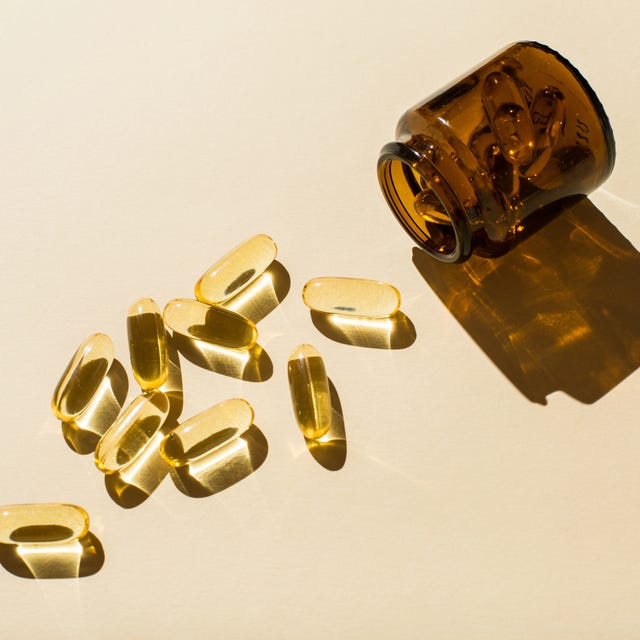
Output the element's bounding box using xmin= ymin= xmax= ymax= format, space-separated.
xmin=161 ymin=398 xmax=254 ymax=468
xmin=163 ymin=298 xmax=257 ymax=350
xmin=127 ymin=297 xmax=168 ymax=391
xmin=0 ymin=503 xmax=89 ymax=545
xmin=287 ymin=344 xmax=332 ymax=440
xmin=302 ymin=277 xmax=401 ymax=318
xmin=94 ymin=390 xmax=170 ymax=473
xmin=52 ymin=333 xmax=115 ymax=421
xmin=195 ymin=234 xmax=277 ymax=305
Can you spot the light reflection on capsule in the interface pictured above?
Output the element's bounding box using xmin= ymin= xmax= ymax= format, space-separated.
xmin=52 ymin=333 xmax=115 ymax=421
xmin=163 ymin=298 xmax=258 ymax=350
xmin=0 ymin=504 xmax=89 ymax=545
xmin=302 ymin=277 xmax=401 ymax=318
xmin=127 ymin=297 xmax=168 ymax=391
xmin=195 ymin=234 xmax=277 ymax=305
xmin=287 ymin=344 xmax=332 ymax=440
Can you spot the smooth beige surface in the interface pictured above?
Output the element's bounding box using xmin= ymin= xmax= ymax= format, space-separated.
xmin=1 ymin=1 xmax=639 ymax=638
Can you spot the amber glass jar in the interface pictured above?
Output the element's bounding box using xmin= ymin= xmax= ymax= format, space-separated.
xmin=377 ymin=42 xmax=615 ymax=262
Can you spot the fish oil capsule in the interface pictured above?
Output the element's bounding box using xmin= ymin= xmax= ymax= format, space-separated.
xmin=0 ymin=504 xmax=89 ymax=545
xmin=195 ymin=234 xmax=277 ymax=305
xmin=95 ymin=390 xmax=170 ymax=473
xmin=161 ymin=398 xmax=254 ymax=467
xmin=287 ymin=344 xmax=332 ymax=440
xmin=52 ymin=333 xmax=115 ymax=421
xmin=302 ymin=277 xmax=401 ymax=318
xmin=163 ymin=298 xmax=257 ymax=350
xmin=127 ymin=297 xmax=168 ymax=391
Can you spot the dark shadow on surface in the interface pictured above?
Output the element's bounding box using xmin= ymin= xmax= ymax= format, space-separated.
xmin=305 ymin=378 xmax=347 ymax=471
xmin=413 ymin=197 xmax=640 ymax=404
xmin=170 ymin=424 xmax=268 ymax=498
xmin=310 ymin=310 xmax=416 ymax=349
xmin=0 ymin=531 xmax=105 ymax=579
xmin=61 ymin=359 xmax=129 ymax=454
xmin=221 ymin=260 xmax=291 ymax=324
xmin=173 ymin=333 xmax=273 ymax=382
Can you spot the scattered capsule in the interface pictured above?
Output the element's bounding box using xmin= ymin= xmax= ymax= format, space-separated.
xmin=94 ymin=390 xmax=170 ymax=473
xmin=287 ymin=344 xmax=332 ymax=440
xmin=161 ymin=398 xmax=254 ymax=468
xmin=0 ymin=503 xmax=89 ymax=545
xmin=195 ymin=234 xmax=277 ymax=305
xmin=163 ymin=298 xmax=258 ymax=350
xmin=127 ymin=297 xmax=168 ymax=391
xmin=302 ymin=277 xmax=401 ymax=318
xmin=52 ymin=333 xmax=115 ymax=421
xmin=482 ymin=71 xmax=535 ymax=166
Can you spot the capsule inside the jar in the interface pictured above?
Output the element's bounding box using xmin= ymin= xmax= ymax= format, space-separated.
xmin=94 ymin=390 xmax=170 ymax=473
xmin=52 ymin=333 xmax=115 ymax=421
xmin=195 ymin=234 xmax=277 ymax=305
xmin=0 ymin=503 xmax=89 ymax=545
xmin=161 ymin=398 xmax=254 ymax=467
xmin=127 ymin=297 xmax=169 ymax=391
xmin=302 ymin=277 xmax=401 ymax=318
xmin=163 ymin=298 xmax=258 ymax=350
xmin=287 ymin=344 xmax=332 ymax=440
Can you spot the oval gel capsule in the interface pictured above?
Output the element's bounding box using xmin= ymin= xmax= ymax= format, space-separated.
xmin=163 ymin=298 xmax=258 ymax=350
xmin=302 ymin=277 xmax=401 ymax=318
xmin=195 ymin=234 xmax=277 ymax=305
xmin=127 ymin=297 xmax=168 ymax=391
xmin=161 ymin=398 xmax=254 ymax=467
xmin=52 ymin=333 xmax=115 ymax=421
xmin=287 ymin=344 xmax=332 ymax=440
xmin=0 ymin=503 xmax=89 ymax=545
xmin=94 ymin=390 xmax=170 ymax=473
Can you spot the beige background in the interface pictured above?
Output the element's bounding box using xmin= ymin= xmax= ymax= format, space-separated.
xmin=1 ymin=1 xmax=640 ymax=638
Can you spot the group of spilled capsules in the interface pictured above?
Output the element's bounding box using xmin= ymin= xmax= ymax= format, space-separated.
xmin=0 ymin=234 xmax=404 ymax=578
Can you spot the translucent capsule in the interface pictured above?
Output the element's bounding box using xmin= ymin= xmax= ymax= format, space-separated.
xmin=127 ymin=297 xmax=168 ymax=391
xmin=482 ymin=71 xmax=535 ymax=166
xmin=95 ymin=390 xmax=170 ymax=473
xmin=0 ymin=503 xmax=89 ymax=545
xmin=161 ymin=398 xmax=254 ymax=468
xmin=163 ymin=298 xmax=257 ymax=350
xmin=302 ymin=277 xmax=401 ymax=318
xmin=52 ymin=333 xmax=115 ymax=421
xmin=287 ymin=344 xmax=332 ymax=440
xmin=195 ymin=234 xmax=277 ymax=305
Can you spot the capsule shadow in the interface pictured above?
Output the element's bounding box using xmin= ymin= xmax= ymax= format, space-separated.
xmin=412 ymin=197 xmax=640 ymax=404
xmin=159 ymin=332 xmax=184 ymax=423
xmin=172 ymin=333 xmax=273 ymax=382
xmin=61 ymin=359 xmax=128 ymax=455
xmin=0 ymin=531 xmax=105 ymax=579
xmin=221 ymin=260 xmax=291 ymax=323
xmin=310 ymin=310 xmax=416 ymax=349
xmin=304 ymin=378 xmax=347 ymax=471
xmin=169 ymin=424 xmax=268 ymax=498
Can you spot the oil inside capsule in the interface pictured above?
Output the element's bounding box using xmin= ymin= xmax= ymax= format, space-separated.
xmin=95 ymin=390 xmax=170 ymax=473
xmin=52 ymin=333 xmax=115 ymax=421
xmin=163 ymin=298 xmax=258 ymax=350
xmin=302 ymin=277 xmax=401 ymax=318
xmin=0 ymin=503 xmax=89 ymax=545
xmin=287 ymin=344 xmax=332 ymax=440
xmin=161 ymin=398 xmax=254 ymax=467
xmin=195 ymin=234 xmax=277 ymax=305
xmin=127 ymin=297 xmax=169 ymax=391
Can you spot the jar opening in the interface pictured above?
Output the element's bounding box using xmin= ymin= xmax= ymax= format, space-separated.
xmin=377 ymin=142 xmax=471 ymax=262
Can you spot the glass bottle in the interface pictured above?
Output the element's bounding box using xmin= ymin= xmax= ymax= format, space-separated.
xmin=377 ymin=41 xmax=615 ymax=262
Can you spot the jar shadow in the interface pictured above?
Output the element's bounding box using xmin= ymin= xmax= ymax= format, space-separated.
xmin=412 ymin=197 xmax=640 ymax=404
